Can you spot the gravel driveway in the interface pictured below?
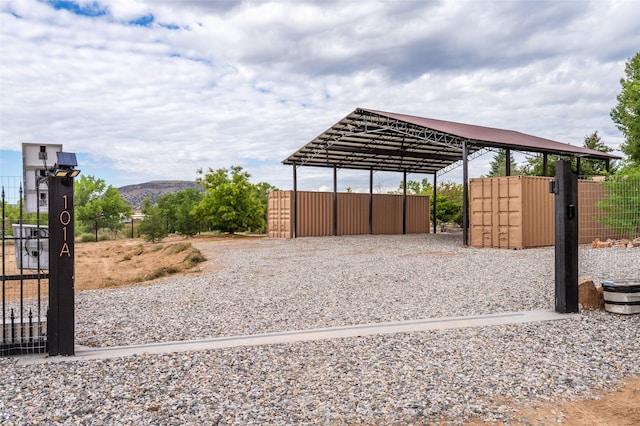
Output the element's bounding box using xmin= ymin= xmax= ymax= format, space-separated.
xmin=1 ymin=234 xmax=638 ymax=424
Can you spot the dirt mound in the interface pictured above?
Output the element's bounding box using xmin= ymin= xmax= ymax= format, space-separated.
xmin=74 ymin=234 xmax=265 ymax=290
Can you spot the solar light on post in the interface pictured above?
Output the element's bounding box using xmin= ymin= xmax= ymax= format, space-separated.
xmin=48 ymin=152 xmax=80 ymax=356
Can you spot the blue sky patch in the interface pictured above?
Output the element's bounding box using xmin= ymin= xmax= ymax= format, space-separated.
xmin=129 ymin=14 xmax=154 ymax=27
xmin=159 ymin=23 xmax=181 ymax=31
xmin=45 ymin=0 xmax=107 ymax=17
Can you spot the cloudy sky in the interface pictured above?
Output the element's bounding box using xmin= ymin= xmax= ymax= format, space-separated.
xmin=1 ymin=0 xmax=639 ymax=193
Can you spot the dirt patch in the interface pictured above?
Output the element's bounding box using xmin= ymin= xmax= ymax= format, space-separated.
xmin=74 ymin=234 xmax=265 ymax=290
xmin=511 ymin=377 xmax=640 ymax=425
xmin=2 ymin=233 xmax=265 ymax=293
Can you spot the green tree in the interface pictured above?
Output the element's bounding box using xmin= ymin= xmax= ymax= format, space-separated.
xmin=580 ymin=131 xmax=616 ymax=176
xmin=0 ymin=202 xmax=45 ymax=234
xmin=393 ymin=179 xmax=463 ymax=225
xmin=486 ymin=149 xmax=520 ymax=177
xmin=520 ymin=131 xmax=614 ymax=177
xmin=192 ymin=166 xmax=265 ymax=234
xmin=393 ymin=178 xmax=432 ymax=195
xmin=157 ymin=187 xmax=204 ymax=237
xmin=138 ymin=198 xmax=168 ymax=243
xmin=75 ymin=175 xmax=132 ymax=238
xmin=611 ymin=52 xmax=640 ymax=165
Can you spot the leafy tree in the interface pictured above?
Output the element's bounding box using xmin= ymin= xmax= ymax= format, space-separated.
xmin=433 ymin=195 xmax=463 ymax=225
xmin=393 ymin=178 xmax=463 ymax=224
xmin=192 ymin=166 xmax=265 ymax=234
xmin=611 ymin=52 xmax=640 ymax=165
xmin=253 ymin=181 xmax=279 ymax=212
xmin=157 ymin=188 xmax=204 ymax=237
xmin=579 ymin=131 xmax=616 ymax=176
xmin=75 ymin=175 xmax=132 ymax=238
xmin=138 ymin=198 xmax=167 ymax=243
xmin=486 ymin=149 xmax=520 ymax=177
xmin=437 ymin=180 xmax=464 ymax=206
xmin=520 ymin=131 xmax=614 ymax=177
xmin=394 ymin=178 xmax=432 ymax=195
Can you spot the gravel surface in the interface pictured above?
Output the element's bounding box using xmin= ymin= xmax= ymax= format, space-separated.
xmin=1 ymin=233 xmax=639 ymax=424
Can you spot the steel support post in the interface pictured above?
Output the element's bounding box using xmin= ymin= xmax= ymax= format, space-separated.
xmin=462 ymin=140 xmax=469 ymax=245
xmin=551 ymin=159 xmax=579 ymax=313
xmin=432 ymin=173 xmax=437 ymax=234
xmin=369 ymin=169 xmax=373 ymax=234
xmin=402 ymin=170 xmax=407 ymax=235
xmin=293 ymin=164 xmax=297 ymax=238
xmin=333 ymin=167 xmax=338 ymax=236
xmin=505 ymin=148 xmax=511 ymax=176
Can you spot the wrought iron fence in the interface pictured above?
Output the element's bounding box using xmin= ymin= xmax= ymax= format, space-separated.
xmin=1 ymin=177 xmax=48 ymax=356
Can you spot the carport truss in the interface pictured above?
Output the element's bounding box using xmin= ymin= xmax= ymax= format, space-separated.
xmin=283 ymin=107 xmax=620 ymax=243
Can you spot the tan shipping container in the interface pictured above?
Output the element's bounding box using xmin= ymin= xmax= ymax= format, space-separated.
xmin=470 ymin=176 xmax=614 ymax=249
xmin=267 ymin=190 xmax=293 ymax=238
xmin=470 ymin=176 xmax=553 ymax=249
xmin=268 ymin=191 xmax=430 ymax=238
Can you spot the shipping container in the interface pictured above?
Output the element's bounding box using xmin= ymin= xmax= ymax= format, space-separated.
xmin=267 ymin=191 xmax=293 ymax=239
xmin=470 ymin=176 xmax=615 ymax=249
xmin=268 ymin=191 xmax=430 ymax=238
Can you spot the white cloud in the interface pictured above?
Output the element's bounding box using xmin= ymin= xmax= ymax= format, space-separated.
xmin=1 ymin=0 xmax=638 ymax=190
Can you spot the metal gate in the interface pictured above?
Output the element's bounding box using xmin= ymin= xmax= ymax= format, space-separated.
xmin=1 ymin=178 xmax=48 ymax=356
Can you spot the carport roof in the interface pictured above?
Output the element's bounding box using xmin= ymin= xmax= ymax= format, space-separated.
xmin=283 ymin=108 xmax=620 ymax=175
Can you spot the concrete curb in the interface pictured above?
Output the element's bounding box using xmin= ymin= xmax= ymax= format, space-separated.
xmin=17 ymin=310 xmax=579 ymax=365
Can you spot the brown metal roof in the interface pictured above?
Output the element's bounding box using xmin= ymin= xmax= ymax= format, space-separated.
xmin=283 ymin=108 xmax=620 ymax=175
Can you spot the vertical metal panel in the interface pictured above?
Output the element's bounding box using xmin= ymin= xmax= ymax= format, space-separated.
xmin=521 ymin=176 xmax=554 ymax=248
xmin=337 ymin=193 xmax=369 ymax=235
xmin=495 ymin=176 xmax=522 ymax=249
xmin=267 ymin=191 xmax=293 ymax=238
xmin=297 ymin=191 xmax=333 ymax=237
xmin=372 ymin=194 xmax=403 ymax=234
xmin=405 ymin=195 xmax=430 ymax=233
xmin=470 ymin=178 xmax=493 ymax=247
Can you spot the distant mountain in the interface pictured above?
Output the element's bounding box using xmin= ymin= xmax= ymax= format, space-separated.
xmin=118 ymin=180 xmax=201 ymax=210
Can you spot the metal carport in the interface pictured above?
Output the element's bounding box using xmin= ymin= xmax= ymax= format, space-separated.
xmin=283 ymin=107 xmax=621 ymax=244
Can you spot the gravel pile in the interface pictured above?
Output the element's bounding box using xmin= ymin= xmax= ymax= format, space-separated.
xmin=1 ymin=233 xmax=639 ymax=424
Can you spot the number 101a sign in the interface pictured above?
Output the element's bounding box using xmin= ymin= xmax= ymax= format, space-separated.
xmin=48 ymin=176 xmax=76 ymax=356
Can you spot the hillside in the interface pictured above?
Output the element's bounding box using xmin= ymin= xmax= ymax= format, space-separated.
xmin=119 ymin=180 xmax=201 ymax=210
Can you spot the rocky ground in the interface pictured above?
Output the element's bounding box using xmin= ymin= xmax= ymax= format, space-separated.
xmin=1 ymin=233 xmax=638 ymax=424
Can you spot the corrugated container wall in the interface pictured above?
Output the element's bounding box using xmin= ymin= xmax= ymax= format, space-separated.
xmin=267 ymin=191 xmax=293 ymax=238
xmin=470 ymin=176 xmax=552 ymax=249
xmin=470 ymin=176 xmax=616 ymax=249
xmin=268 ymin=191 xmax=430 ymax=238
